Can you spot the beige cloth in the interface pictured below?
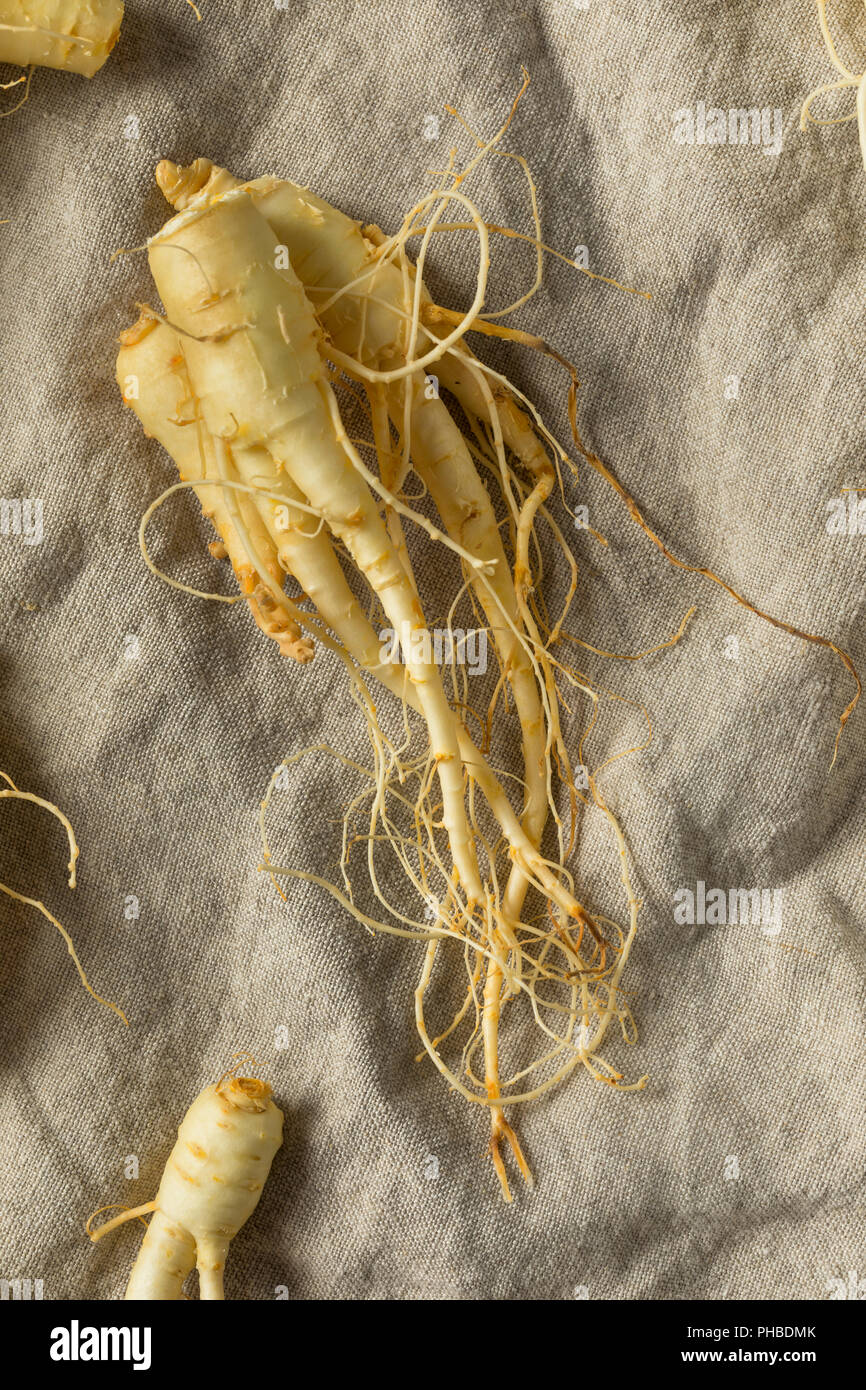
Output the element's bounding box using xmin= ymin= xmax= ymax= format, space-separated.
xmin=0 ymin=1 xmax=863 ymax=1300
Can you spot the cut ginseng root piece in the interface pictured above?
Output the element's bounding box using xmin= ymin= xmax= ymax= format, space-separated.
xmin=88 ymin=1071 xmax=284 ymax=1299
xmin=0 ymin=0 xmax=123 ymax=78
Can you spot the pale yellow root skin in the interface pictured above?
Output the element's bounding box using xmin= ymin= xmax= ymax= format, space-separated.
xmin=92 ymin=1077 xmax=283 ymax=1301
xmin=155 ymin=161 xmax=551 ymax=1194
xmin=154 ymin=166 xmax=548 ymax=851
xmin=0 ymin=0 xmax=123 ymax=77
xmin=154 ymin=164 xmax=547 ymax=848
xmin=117 ymin=313 xmax=315 ymax=663
xmin=241 ymin=171 xmax=544 ymax=1195
xmin=115 ymin=314 xmax=571 ymax=912
xmin=146 ymin=185 xmax=484 ymax=903
xmin=127 ymin=163 xmax=633 ymax=1201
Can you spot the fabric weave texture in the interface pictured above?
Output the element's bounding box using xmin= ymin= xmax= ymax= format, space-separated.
xmin=0 ymin=0 xmax=863 ymax=1300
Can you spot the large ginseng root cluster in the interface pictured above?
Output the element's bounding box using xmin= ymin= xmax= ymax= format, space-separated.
xmin=117 ymin=86 xmax=858 ymax=1198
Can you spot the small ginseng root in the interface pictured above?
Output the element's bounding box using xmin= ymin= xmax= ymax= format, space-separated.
xmin=0 ymin=1 xmax=123 ymax=81
xmin=118 ymin=74 xmax=858 ymax=1200
xmin=0 ymin=766 xmax=126 ymax=1022
xmin=88 ymin=1065 xmax=283 ymax=1300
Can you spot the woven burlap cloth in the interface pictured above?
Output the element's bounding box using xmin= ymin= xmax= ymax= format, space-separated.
xmin=1 ymin=1 xmax=863 ymax=1300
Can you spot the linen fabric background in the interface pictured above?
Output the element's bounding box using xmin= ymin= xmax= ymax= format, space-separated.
xmin=0 ymin=0 xmax=863 ymax=1301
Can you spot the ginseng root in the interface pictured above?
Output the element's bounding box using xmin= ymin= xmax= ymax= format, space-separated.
xmin=88 ymin=1070 xmax=283 ymax=1300
xmin=153 ymin=155 xmax=567 ymax=1187
xmin=121 ymin=84 xmax=769 ymax=1198
xmin=0 ymin=0 xmax=123 ymax=78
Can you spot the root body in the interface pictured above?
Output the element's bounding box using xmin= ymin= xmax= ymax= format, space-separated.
xmin=0 ymin=1 xmax=123 ymax=77
xmin=117 ymin=89 xmax=697 ymax=1199
xmin=90 ymin=1074 xmax=283 ymax=1300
